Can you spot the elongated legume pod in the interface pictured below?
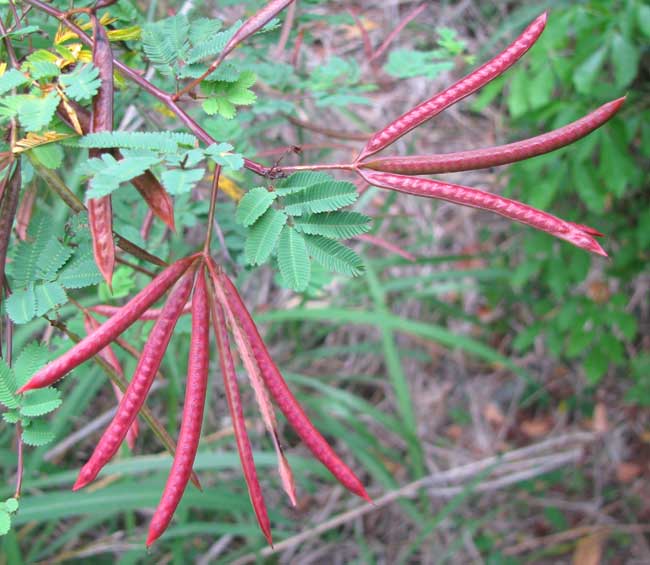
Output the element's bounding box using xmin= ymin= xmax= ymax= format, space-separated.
xmin=357 ymin=12 xmax=547 ymax=160
xmin=147 ymin=269 xmax=209 ymax=546
xmin=90 ymin=302 xmax=192 ymax=321
xmin=84 ymin=312 xmax=139 ymax=450
xmin=17 ymin=257 xmax=195 ymax=393
xmin=73 ymin=264 xmax=198 ymax=490
xmin=360 ymin=98 xmax=625 ymax=175
xmin=87 ymin=16 xmax=116 ymax=286
xmin=209 ymin=259 xmax=371 ymax=502
xmin=210 ymin=289 xmax=273 ymax=545
xmin=359 ymin=170 xmax=607 ymax=257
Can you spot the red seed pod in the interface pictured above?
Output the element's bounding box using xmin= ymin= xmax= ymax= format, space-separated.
xmin=208 ymin=259 xmax=370 ymax=503
xmin=73 ymin=263 xmax=198 ymax=491
xmin=17 ymin=257 xmax=195 ymax=393
xmin=89 ymin=302 xmax=192 ymax=321
xmin=359 ymin=170 xmax=607 ymax=257
xmin=87 ymin=16 xmax=116 ymax=286
xmin=15 ymin=184 xmax=36 ymax=241
xmin=360 ymin=98 xmax=626 ymax=175
xmin=84 ymin=312 xmax=139 ymax=450
xmin=130 ymin=170 xmax=176 ymax=231
xmin=358 ymin=12 xmax=547 ymax=160
xmin=209 ymin=289 xmax=273 ymax=545
xmin=147 ymin=269 xmax=209 ymax=546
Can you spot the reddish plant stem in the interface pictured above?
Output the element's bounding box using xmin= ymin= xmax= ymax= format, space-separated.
xmin=358 ymin=12 xmax=548 ymax=160
xmin=209 ymin=286 xmax=273 ymax=546
xmin=356 ymin=233 xmax=417 ymax=262
xmin=173 ymin=0 xmax=296 ymax=101
xmin=89 ymin=302 xmax=192 ymax=320
xmin=368 ymin=3 xmax=428 ymax=64
xmin=359 ymin=169 xmax=607 ymax=257
xmin=360 ymin=98 xmax=626 ymax=175
xmin=274 ymin=0 xmax=296 ymax=57
xmin=14 ymin=421 xmax=23 ymax=499
xmin=349 ymin=9 xmax=373 ymax=60
xmin=285 ymin=114 xmax=369 ymax=142
xmin=203 ymin=167 xmax=222 ymax=255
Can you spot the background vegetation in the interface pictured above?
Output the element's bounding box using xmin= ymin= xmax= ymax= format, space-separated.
xmin=1 ymin=0 xmax=648 ymax=563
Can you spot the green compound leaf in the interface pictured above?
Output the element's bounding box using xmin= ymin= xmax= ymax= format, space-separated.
xmin=204 ymin=143 xmax=244 ymax=170
xmin=3 ymin=499 xmax=18 ymax=514
xmin=18 ymin=90 xmax=60 ymax=132
xmin=142 ymin=14 xmax=190 ymax=76
xmin=79 ymin=131 xmax=196 ymax=153
xmin=282 ymin=180 xmax=358 ymax=215
xmin=58 ymin=64 xmax=101 ymax=101
xmin=5 ymin=286 xmax=36 ymax=324
xmin=161 ymin=168 xmax=205 ymax=195
xmin=9 ymin=213 xmax=53 ymax=287
xmin=34 ymin=282 xmax=67 ymax=317
xmin=58 ymin=253 xmax=103 ymax=289
xmin=274 ymin=171 xmax=333 ymax=196
xmin=37 ymin=239 xmax=73 ymax=281
xmin=0 ymin=69 xmax=29 ymax=96
xmin=304 ymin=234 xmax=365 ymax=276
xmin=294 ymin=211 xmax=371 ymax=239
xmin=14 ymin=342 xmax=49 ymax=389
xmin=20 ymin=388 xmax=62 ymax=418
xmin=245 ymin=208 xmax=287 ymax=265
xmin=21 ymin=419 xmax=55 ymax=447
xmin=0 ymin=360 xmax=18 ymax=410
xmin=84 ymin=153 xmax=162 ymax=198
xmin=236 ymin=187 xmax=276 ymax=226
xmin=186 ymin=22 xmax=240 ymax=64
xmin=277 ymin=226 xmax=310 ymax=292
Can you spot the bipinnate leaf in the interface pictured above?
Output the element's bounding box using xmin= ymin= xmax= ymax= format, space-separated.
xmin=277 ymin=226 xmax=310 ymax=291
xmin=14 ymin=342 xmax=49 ymax=389
xmin=236 ymin=187 xmax=277 ymax=226
xmin=304 ymin=235 xmax=365 ymax=276
xmin=21 ymin=420 xmax=55 ymax=446
xmin=79 ymin=131 xmax=196 ymax=153
xmin=0 ymin=69 xmax=29 ymax=95
xmin=59 ymin=64 xmax=101 ymax=101
xmin=294 ymin=211 xmax=372 ymax=239
xmin=84 ymin=154 xmax=162 ymax=198
xmin=18 ymin=91 xmax=60 ymax=132
xmin=58 ymin=254 xmax=103 ymax=289
xmin=245 ymin=208 xmax=287 ymax=265
xmin=0 ymin=360 xmax=18 ymax=410
xmin=283 ymin=180 xmax=358 ymax=215
xmin=20 ymin=388 xmax=62 ymax=417
xmin=161 ymin=168 xmax=205 ymax=195
xmin=5 ymin=286 xmax=37 ymax=324
xmin=34 ymin=282 xmax=67 ymax=316
xmin=204 ymin=143 xmax=244 ymax=170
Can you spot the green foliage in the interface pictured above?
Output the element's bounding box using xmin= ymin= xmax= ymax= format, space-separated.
xmin=0 ymin=499 xmax=19 ymax=537
xmin=79 ymin=131 xmax=197 ymax=153
xmin=83 ymin=153 xmax=162 ymax=198
xmin=58 ymin=64 xmax=101 ymax=102
xmin=0 ymin=342 xmax=62 ymax=449
xmin=488 ymin=0 xmax=648 ymax=387
xmin=0 ymin=69 xmax=29 ymax=95
xmin=236 ymin=172 xmax=370 ymax=290
xmin=6 ymin=213 xmax=101 ymax=324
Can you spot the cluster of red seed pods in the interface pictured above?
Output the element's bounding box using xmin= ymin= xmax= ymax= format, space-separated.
xmin=18 ymin=253 xmax=370 ymax=545
xmin=353 ymin=12 xmax=623 ymax=257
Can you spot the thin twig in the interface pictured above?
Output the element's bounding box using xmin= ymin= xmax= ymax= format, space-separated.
xmin=369 ymin=3 xmax=428 ymax=64
xmin=203 ymin=167 xmax=222 ymax=255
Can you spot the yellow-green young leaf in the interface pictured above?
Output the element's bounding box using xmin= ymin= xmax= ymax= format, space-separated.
xmin=0 ymin=360 xmax=18 ymax=410
xmin=5 ymin=286 xmax=37 ymax=324
xmin=236 ymin=187 xmax=276 ymax=226
xmin=20 ymin=388 xmax=62 ymax=418
xmin=21 ymin=420 xmax=55 ymax=447
xmin=304 ymin=235 xmax=364 ymax=276
xmin=18 ymin=90 xmax=60 ymax=132
xmin=277 ymin=226 xmax=310 ymax=291
xmin=3 ymin=499 xmax=18 ymax=514
xmin=245 ymin=208 xmax=287 ymax=265
xmin=294 ymin=211 xmax=371 ymax=239
xmin=282 ymin=180 xmax=358 ymax=215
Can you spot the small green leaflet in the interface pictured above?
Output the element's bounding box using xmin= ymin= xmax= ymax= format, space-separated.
xmin=20 ymin=388 xmax=62 ymax=418
xmin=34 ymin=282 xmax=67 ymax=317
xmin=17 ymin=90 xmax=60 ymax=132
xmin=0 ymin=361 xmax=17 ymax=410
xmin=22 ymin=420 xmax=55 ymax=446
xmin=205 ymin=143 xmax=244 ymax=170
xmin=0 ymin=69 xmax=29 ymax=96
xmin=186 ymin=22 xmax=240 ymax=64
xmin=304 ymin=234 xmax=365 ymax=276
xmin=283 ymin=180 xmax=358 ymax=215
xmin=236 ymin=187 xmax=276 ymax=226
xmin=84 ymin=153 xmax=162 ymax=198
xmin=13 ymin=342 xmax=49 ymax=390
xmin=274 ymin=171 xmax=332 ymax=196
xmin=245 ymin=208 xmax=287 ymax=265
xmin=58 ymin=254 xmax=103 ymax=289
xmin=59 ymin=63 xmax=102 ymax=102
xmin=277 ymin=226 xmax=310 ymax=291
xmin=5 ymin=286 xmax=36 ymax=324
xmin=25 ymin=61 xmax=60 ymax=81
xmin=202 ymin=71 xmax=257 ymax=119
xmin=294 ymin=211 xmax=371 ymax=239
xmin=161 ymin=168 xmax=205 ymax=195
xmin=79 ymin=131 xmax=197 ymax=153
